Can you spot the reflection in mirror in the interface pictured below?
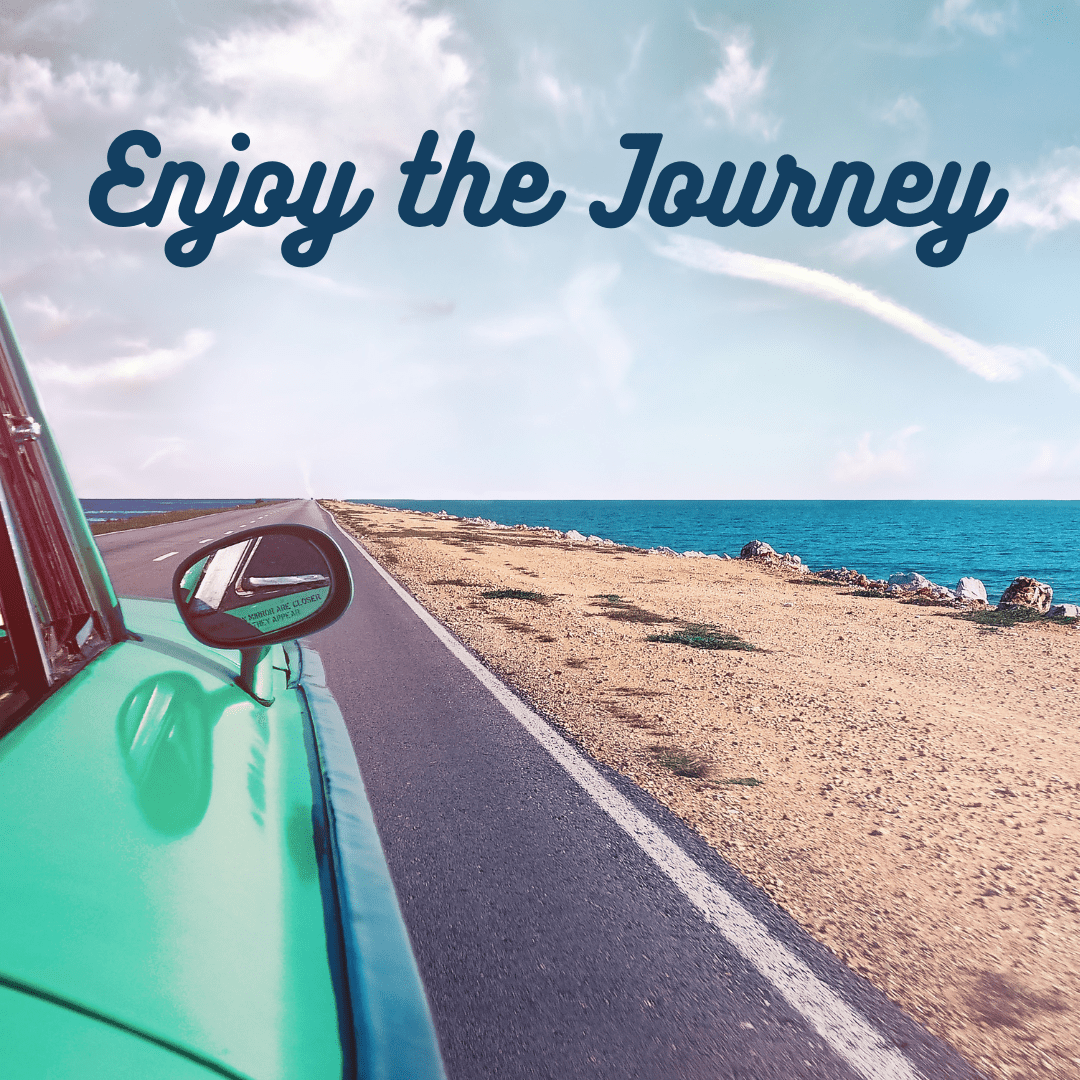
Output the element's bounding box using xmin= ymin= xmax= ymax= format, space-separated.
xmin=177 ymin=534 xmax=332 ymax=644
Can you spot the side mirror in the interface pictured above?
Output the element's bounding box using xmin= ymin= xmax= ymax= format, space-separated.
xmin=172 ymin=524 xmax=353 ymax=651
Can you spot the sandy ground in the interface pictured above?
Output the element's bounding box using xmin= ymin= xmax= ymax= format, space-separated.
xmin=323 ymin=501 xmax=1080 ymax=1080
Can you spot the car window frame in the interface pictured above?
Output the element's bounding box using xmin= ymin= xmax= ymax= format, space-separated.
xmin=0 ymin=294 xmax=126 ymax=735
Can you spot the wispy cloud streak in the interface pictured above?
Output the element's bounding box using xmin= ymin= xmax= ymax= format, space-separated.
xmin=654 ymin=235 xmax=1078 ymax=389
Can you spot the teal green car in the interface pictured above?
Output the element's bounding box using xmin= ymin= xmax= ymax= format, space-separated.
xmin=0 ymin=297 xmax=445 ymax=1080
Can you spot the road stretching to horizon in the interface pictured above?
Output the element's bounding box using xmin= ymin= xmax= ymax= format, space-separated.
xmin=95 ymin=498 xmax=982 ymax=1080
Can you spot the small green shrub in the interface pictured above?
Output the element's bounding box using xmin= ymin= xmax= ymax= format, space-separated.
xmin=651 ymin=746 xmax=711 ymax=778
xmin=589 ymin=595 xmax=673 ymax=625
xmin=961 ymin=606 xmax=1074 ymax=627
xmin=646 ymin=624 xmax=755 ymax=651
xmin=481 ymin=588 xmax=547 ymax=602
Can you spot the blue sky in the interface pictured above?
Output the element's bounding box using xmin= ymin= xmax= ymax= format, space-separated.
xmin=0 ymin=0 xmax=1077 ymax=498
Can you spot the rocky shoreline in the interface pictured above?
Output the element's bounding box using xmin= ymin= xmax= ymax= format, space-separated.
xmin=386 ymin=505 xmax=1080 ymax=618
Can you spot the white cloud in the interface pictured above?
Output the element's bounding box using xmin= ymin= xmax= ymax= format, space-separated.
xmin=0 ymin=53 xmax=139 ymax=142
xmin=560 ymin=264 xmax=633 ymax=391
xmin=259 ymin=263 xmax=374 ymax=300
xmin=1023 ymin=440 xmax=1080 ymax=480
xmin=0 ymin=54 xmax=56 ymax=140
xmin=834 ymin=426 xmax=921 ymax=484
xmin=880 ymin=93 xmax=925 ymax=126
xmin=931 ymin=0 xmax=1008 ymax=35
xmin=522 ymin=49 xmax=588 ymax=120
xmin=33 ymin=329 xmax=214 ymax=388
xmin=654 ymin=235 xmax=1075 ymax=388
xmin=140 ymin=437 xmax=187 ymax=471
xmin=996 ymin=147 xmax=1080 ymax=232
xmin=617 ymin=26 xmax=650 ymax=93
xmin=21 ymin=294 xmax=75 ymax=334
xmin=0 ymin=171 xmax=53 ymax=228
xmin=833 ymin=222 xmax=911 ymax=261
xmin=472 ymin=312 xmax=560 ymax=345
xmin=163 ymin=0 xmax=473 ymax=173
xmin=469 ymin=264 xmax=632 ymax=393
xmin=2 ymin=1 xmax=90 ymax=40
xmin=698 ymin=28 xmax=777 ymax=140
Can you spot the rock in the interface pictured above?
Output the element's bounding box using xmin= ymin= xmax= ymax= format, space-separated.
xmin=888 ymin=571 xmax=932 ymax=591
xmin=955 ymin=577 xmax=987 ymax=603
xmin=586 ymin=534 xmax=604 ymax=544
xmin=707 ymin=553 xmax=722 ymax=560
xmin=1048 ymin=603 xmax=1080 ymax=618
xmin=998 ymin=577 xmax=1053 ymax=613
xmin=740 ymin=540 xmax=776 ymax=559
xmin=818 ymin=568 xmax=869 ymax=586
xmin=781 ymin=553 xmax=802 ymax=565
xmin=720 ymin=554 xmax=733 ymax=561
xmin=683 ymin=550 xmax=707 ymax=558
xmin=564 ymin=530 xmax=586 ymax=543
xmin=648 ymin=546 xmax=678 ymax=556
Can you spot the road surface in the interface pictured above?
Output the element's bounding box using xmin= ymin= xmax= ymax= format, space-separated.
xmin=96 ymin=499 xmax=982 ymax=1080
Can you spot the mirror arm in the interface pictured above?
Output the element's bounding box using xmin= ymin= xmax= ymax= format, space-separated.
xmin=238 ymin=645 xmax=274 ymax=706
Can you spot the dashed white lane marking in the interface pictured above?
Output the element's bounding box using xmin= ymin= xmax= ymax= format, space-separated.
xmin=152 ymin=551 xmax=179 ymax=562
xmin=199 ymin=538 xmax=215 ymax=543
xmin=330 ymin=519 xmax=924 ymax=1080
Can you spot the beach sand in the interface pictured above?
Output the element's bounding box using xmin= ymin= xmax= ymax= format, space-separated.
xmin=323 ymin=500 xmax=1080 ymax=1080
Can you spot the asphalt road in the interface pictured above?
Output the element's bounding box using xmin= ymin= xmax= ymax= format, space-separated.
xmin=96 ymin=499 xmax=982 ymax=1080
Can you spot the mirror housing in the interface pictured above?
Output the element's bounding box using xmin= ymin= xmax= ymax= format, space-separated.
xmin=172 ymin=524 xmax=353 ymax=651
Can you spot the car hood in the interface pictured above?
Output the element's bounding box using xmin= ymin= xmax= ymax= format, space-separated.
xmin=0 ymin=598 xmax=341 ymax=1080
xmin=0 ymin=981 xmax=224 ymax=1078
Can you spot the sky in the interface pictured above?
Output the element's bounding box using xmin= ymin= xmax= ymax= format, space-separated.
xmin=0 ymin=0 xmax=1077 ymax=499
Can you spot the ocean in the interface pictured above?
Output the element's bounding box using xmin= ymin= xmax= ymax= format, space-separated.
xmin=80 ymin=498 xmax=1080 ymax=606
xmin=81 ymin=499 xmax=267 ymax=523
xmin=351 ymin=500 xmax=1080 ymax=607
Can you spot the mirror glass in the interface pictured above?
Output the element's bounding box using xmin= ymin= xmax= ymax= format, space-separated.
xmin=177 ymin=533 xmax=333 ymax=644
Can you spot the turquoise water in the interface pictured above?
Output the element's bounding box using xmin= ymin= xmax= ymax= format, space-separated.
xmin=354 ymin=500 xmax=1080 ymax=606
xmin=81 ymin=499 xmax=266 ymax=523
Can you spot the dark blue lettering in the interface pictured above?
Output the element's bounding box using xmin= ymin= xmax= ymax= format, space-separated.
xmin=90 ymin=128 xmax=1007 ymax=268
xmin=494 ymin=161 xmax=565 ymax=226
xmin=88 ymin=129 xmax=162 ymax=226
xmin=398 ymin=130 xmax=564 ymax=227
xmin=280 ymin=162 xmax=373 ymax=267
xmin=89 ymin=129 xmax=372 ymax=268
xmin=915 ymin=162 xmax=1008 ymax=267
xmin=236 ymin=162 xmax=294 ymax=226
xmin=589 ymin=133 xmax=663 ymax=228
xmin=648 ymin=162 xmax=704 ymax=227
xmin=877 ymin=161 xmax=936 ymax=226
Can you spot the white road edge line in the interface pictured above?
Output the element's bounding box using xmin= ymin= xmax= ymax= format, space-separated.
xmin=152 ymin=551 xmax=179 ymax=562
xmin=329 ymin=518 xmax=924 ymax=1080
